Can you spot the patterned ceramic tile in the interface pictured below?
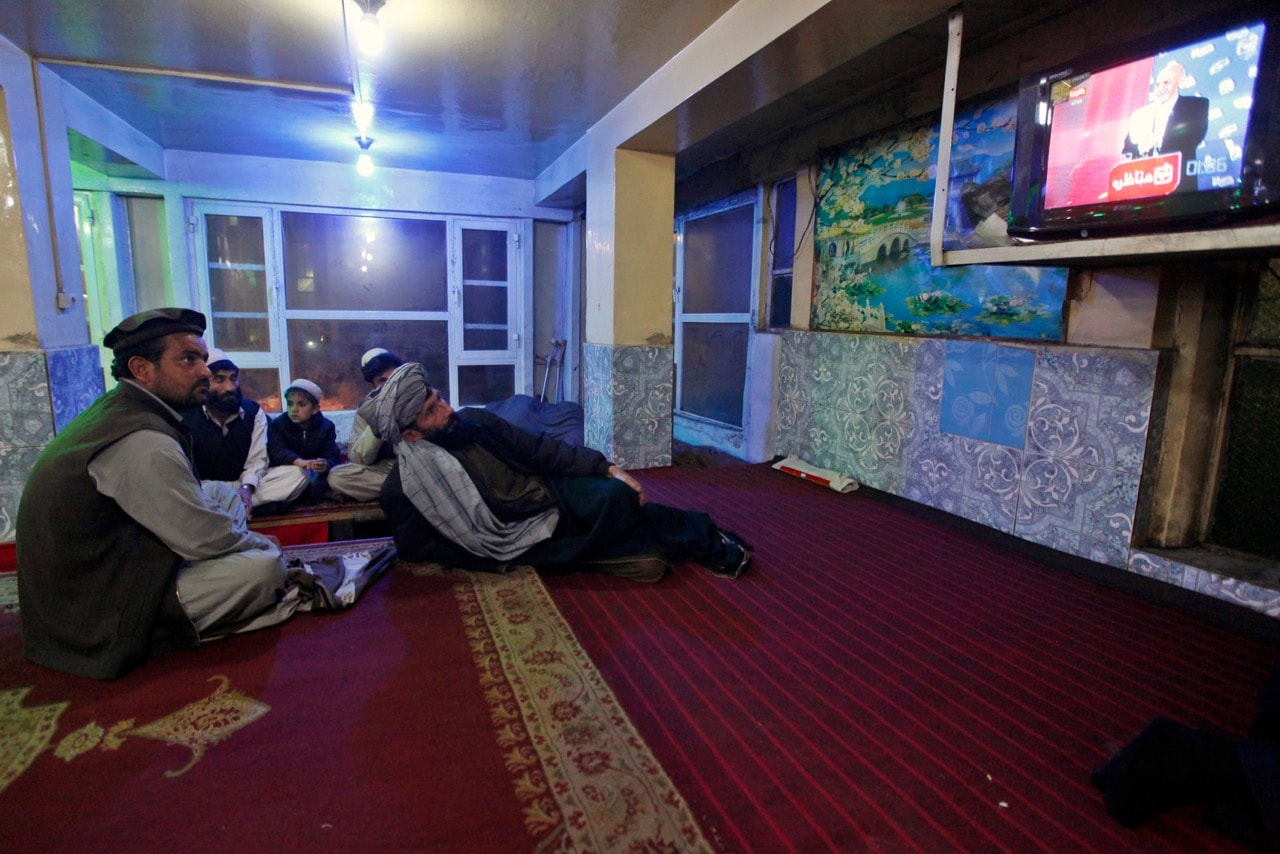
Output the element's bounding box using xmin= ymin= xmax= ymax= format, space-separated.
xmin=0 ymin=351 xmax=53 ymax=448
xmin=1127 ymin=550 xmax=1187 ymax=587
xmin=940 ymin=340 xmax=996 ymax=441
xmin=47 ymin=345 xmax=105 ymax=432
xmin=989 ymin=345 xmax=1035 ymax=449
xmin=903 ymin=429 xmax=966 ymax=516
xmin=581 ymin=344 xmax=672 ymax=470
xmin=951 ymin=437 xmax=1022 ymax=533
xmin=1027 ymin=347 xmax=1156 ymax=475
xmin=582 ymin=344 xmax=613 ymax=457
xmin=940 ymin=342 xmax=1035 ymax=449
xmin=857 ymin=337 xmax=921 ymax=492
xmin=0 ymin=445 xmax=41 ymax=542
xmin=775 ymin=333 xmax=814 ymax=456
xmin=1190 ymin=573 xmax=1280 ymax=618
xmin=1015 ymin=453 xmax=1138 ymax=568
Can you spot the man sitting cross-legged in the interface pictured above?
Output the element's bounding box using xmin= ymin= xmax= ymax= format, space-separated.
xmin=17 ymin=308 xmax=297 ymax=679
xmin=365 ymin=362 xmax=751 ymax=581
xmin=181 ymin=348 xmax=309 ymax=517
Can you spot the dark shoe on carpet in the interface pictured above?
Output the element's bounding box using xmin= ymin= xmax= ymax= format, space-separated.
xmin=705 ymin=529 xmax=752 ymax=578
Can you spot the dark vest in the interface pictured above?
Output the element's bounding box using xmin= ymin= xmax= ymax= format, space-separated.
xmin=182 ymin=399 xmax=261 ymax=482
xmin=16 ymin=382 xmax=201 ymax=678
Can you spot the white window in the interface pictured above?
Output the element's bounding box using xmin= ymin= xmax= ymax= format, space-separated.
xmin=191 ymin=203 xmax=529 ymax=412
xmin=674 ymin=191 xmax=761 ymax=449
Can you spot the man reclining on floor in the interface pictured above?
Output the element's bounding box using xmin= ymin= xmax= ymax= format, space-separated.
xmin=365 ymin=362 xmax=751 ymax=581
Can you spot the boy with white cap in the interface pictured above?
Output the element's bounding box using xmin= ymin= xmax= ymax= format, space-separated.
xmin=268 ymin=378 xmax=341 ymax=503
xmin=328 ymin=347 xmax=403 ymax=501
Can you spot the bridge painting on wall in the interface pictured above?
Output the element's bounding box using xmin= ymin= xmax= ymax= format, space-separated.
xmin=812 ymin=95 xmax=1068 ymax=340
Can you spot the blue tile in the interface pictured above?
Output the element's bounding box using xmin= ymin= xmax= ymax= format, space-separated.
xmin=988 ymin=345 xmax=1035 ymax=449
xmin=47 ymin=345 xmax=105 ymax=432
xmin=940 ymin=340 xmax=996 ymax=441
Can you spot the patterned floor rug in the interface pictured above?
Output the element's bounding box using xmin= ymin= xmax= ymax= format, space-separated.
xmin=0 ymin=545 xmax=706 ymax=851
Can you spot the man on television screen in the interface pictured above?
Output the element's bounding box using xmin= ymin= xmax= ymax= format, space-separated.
xmin=1121 ymin=60 xmax=1209 ymax=193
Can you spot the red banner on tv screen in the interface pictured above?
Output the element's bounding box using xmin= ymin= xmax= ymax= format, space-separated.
xmin=1107 ymin=154 xmax=1181 ymax=200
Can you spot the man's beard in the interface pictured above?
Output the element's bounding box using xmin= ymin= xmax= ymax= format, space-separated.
xmin=207 ymin=387 xmax=243 ymax=415
xmin=428 ymin=413 xmax=465 ymax=446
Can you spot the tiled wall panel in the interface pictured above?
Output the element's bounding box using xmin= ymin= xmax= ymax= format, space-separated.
xmin=0 ymin=346 xmax=102 ymax=543
xmin=583 ymin=343 xmax=673 ymax=470
xmin=776 ymin=331 xmax=1156 ymax=570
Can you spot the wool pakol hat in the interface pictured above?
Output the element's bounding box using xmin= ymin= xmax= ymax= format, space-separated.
xmin=103 ymin=307 xmax=206 ymax=352
xmin=285 ymin=378 xmax=323 ymax=404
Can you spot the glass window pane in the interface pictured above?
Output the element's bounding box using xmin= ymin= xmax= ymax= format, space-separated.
xmin=463 ymin=283 xmax=508 ymax=350
xmin=206 ymin=214 xmax=265 ymax=267
xmin=238 ymin=368 xmax=283 ymax=414
xmin=680 ymin=322 xmax=747 ymax=427
xmin=206 ymin=214 xmax=271 ymax=352
xmin=286 ymin=318 xmax=450 ymax=410
xmin=125 ymin=196 xmax=169 ymax=312
xmin=768 ymin=273 xmax=793 ymax=328
xmin=772 ymin=179 xmax=797 ymax=271
xmin=282 ymin=212 xmax=447 ymax=312
xmin=683 ymin=205 xmax=754 ymax=314
xmin=463 ymin=229 xmax=508 ymax=281
xmin=458 ymin=364 xmax=514 ymax=407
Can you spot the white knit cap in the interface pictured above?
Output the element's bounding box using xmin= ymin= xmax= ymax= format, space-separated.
xmin=361 ymin=347 xmax=389 ymax=367
xmin=285 ymin=378 xmax=323 ymax=403
xmin=205 ymin=347 xmax=236 ymax=369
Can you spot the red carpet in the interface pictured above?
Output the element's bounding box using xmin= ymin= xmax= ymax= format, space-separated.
xmin=1 ymin=541 xmax=704 ymax=851
xmin=543 ymin=464 xmax=1280 ymax=851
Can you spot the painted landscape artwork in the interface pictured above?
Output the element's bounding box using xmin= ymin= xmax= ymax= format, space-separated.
xmin=812 ymin=97 xmax=1068 ymax=340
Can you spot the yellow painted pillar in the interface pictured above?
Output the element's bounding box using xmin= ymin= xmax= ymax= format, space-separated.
xmin=582 ymin=148 xmax=676 ymax=468
xmin=0 ymin=89 xmax=38 ymax=350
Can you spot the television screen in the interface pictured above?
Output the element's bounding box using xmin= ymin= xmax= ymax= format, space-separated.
xmin=1009 ymin=12 xmax=1280 ymax=239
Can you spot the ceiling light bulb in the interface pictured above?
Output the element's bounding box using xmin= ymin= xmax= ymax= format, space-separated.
xmin=356 ymin=153 xmax=375 ymax=177
xmin=357 ymin=12 xmax=383 ymax=57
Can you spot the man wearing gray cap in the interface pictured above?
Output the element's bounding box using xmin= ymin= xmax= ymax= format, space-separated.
xmin=365 ymin=362 xmax=752 ymax=581
xmin=16 ymin=308 xmax=295 ymax=679
xmin=181 ymin=348 xmax=308 ymax=516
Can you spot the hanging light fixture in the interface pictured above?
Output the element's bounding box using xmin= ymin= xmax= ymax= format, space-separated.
xmin=356 ymin=136 xmax=376 ymax=177
xmin=352 ymin=100 xmax=375 ymax=137
xmin=353 ymin=0 xmax=387 ymax=57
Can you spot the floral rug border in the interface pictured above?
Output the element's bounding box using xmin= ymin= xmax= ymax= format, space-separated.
xmin=448 ymin=565 xmax=710 ymax=851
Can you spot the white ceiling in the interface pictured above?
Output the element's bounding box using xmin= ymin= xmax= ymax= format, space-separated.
xmin=0 ymin=0 xmax=1098 ymax=193
xmin=0 ymin=0 xmax=744 ymax=180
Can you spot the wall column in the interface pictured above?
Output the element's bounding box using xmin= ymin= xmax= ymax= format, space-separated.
xmin=582 ymin=147 xmax=676 ymax=469
xmin=1 ymin=47 xmax=103 ymax=548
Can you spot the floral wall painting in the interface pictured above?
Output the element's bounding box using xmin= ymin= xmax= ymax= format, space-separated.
xmin=812 ymin=97 xmax=1068 ymax=340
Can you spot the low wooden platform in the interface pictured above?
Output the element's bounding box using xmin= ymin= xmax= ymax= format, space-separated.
xmin=249 ymin=501 xmax=387 ymax=545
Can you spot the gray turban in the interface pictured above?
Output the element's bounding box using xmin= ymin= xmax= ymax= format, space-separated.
xmin=357 ymin=362 xmax=428 ymax=445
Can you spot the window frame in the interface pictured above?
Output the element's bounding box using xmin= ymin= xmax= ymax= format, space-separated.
xmin=189 ymin=200 xmax=530 ymax=413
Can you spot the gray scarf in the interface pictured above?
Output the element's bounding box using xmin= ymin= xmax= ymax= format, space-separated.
xmin=360 ymin=363 xmax=557 ymax=561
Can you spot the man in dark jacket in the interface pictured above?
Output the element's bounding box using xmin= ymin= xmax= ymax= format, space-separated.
xmin=367 ymin=363 xmax=750 ymax=581
xmin=16 ymin=308 xmax=294 ymax=679
xmin=181 ymin=349 xmax=308 ymax=516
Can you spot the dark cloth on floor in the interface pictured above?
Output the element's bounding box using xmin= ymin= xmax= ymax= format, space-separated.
xmin=1092 ymin=661 xmax=1280 ymax=848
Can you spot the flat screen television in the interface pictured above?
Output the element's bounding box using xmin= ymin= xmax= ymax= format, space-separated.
xmin=1008 ymin=10 xmax=1280 ymax=240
